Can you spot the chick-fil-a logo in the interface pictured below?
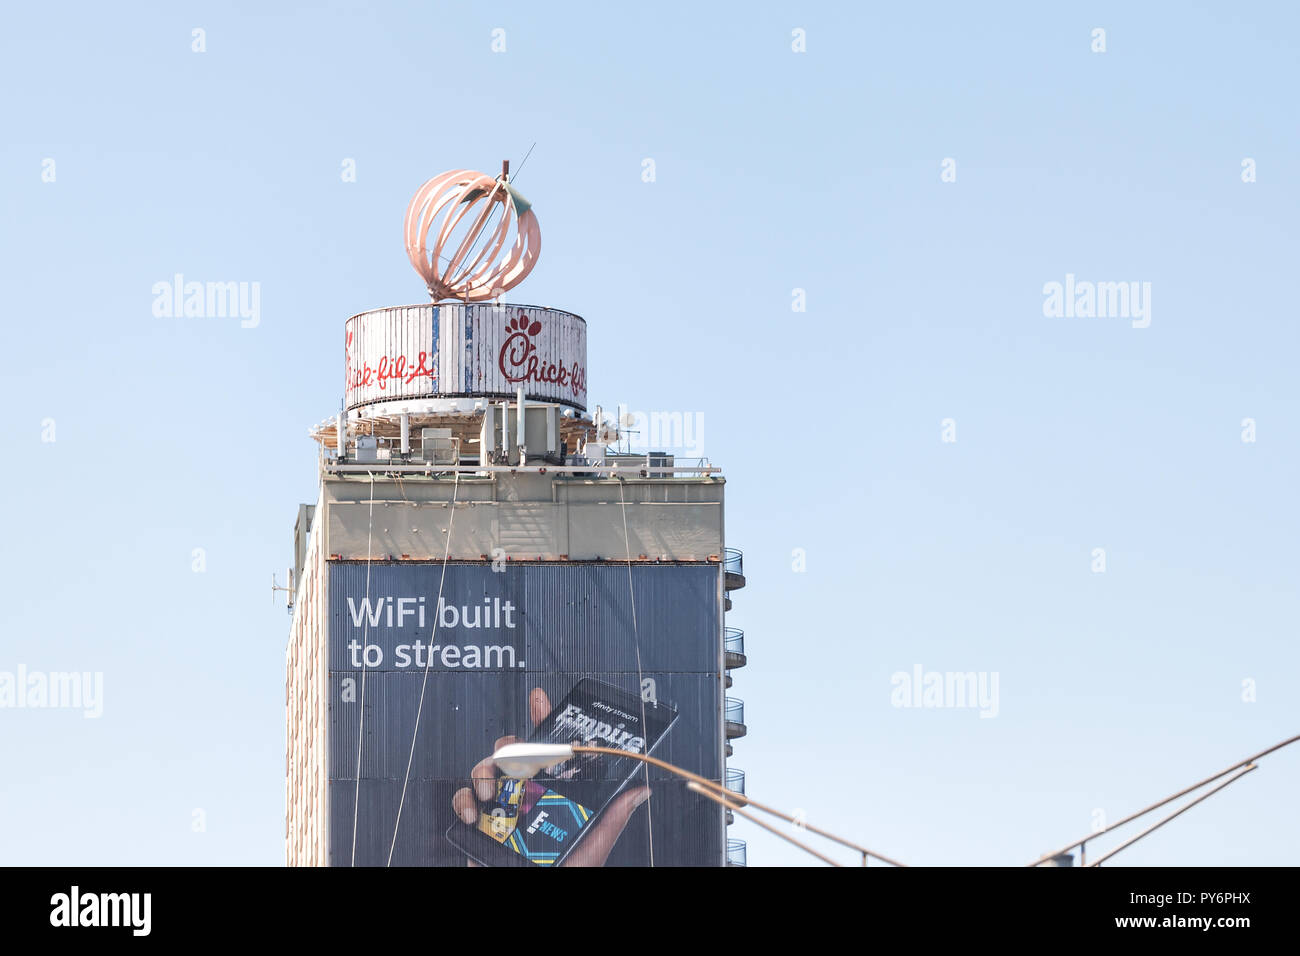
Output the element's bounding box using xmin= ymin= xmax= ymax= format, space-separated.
xmin=498 ymin=313 xmax=585 ymax=399
xmin=345 ymin=328 xmax=435 ymax=396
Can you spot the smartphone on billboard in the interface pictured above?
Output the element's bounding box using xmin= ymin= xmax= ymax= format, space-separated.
xmin=445 ymin=677 xmax=678 ymax=866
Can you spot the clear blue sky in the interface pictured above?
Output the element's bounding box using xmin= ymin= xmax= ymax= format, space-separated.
xmin=1 ymin=1 xmax=1296 ymax=866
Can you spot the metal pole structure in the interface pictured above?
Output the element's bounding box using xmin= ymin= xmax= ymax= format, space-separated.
xmin=685 ymin=781 xmax=843 ymax=867
xmin=1086 ymin=765 xmax=1258 ymax=867
xmin=1028 ymin=733 xmax=1299 ymax=867
xmin=571 ymin=744 xmax=906 ymax=867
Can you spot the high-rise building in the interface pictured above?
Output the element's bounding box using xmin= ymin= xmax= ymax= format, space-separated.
xmin=284 ymin=180 xmax=748 ymax=864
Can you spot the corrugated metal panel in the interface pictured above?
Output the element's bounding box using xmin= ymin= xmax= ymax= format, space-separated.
xmin=328 ymin=671 xmax=721 ymax=782
xmin=328 ymin=673 xmax=724 ymax=869
xmin=324 ymin=561 xmax=724 ymax=866
xmin=521 ymin=565 xmax=720 ymax=675
xmin=326 ymin=563 xmax=719 ymax=674
xmin=331 ymin=775 xmax=723 ymax=868
xmin=344 ymin=303 xmax=586 ymax=411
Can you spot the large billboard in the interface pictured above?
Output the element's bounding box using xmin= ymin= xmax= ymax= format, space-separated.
xmin=326 ymin=562 xmax=723 ymax=866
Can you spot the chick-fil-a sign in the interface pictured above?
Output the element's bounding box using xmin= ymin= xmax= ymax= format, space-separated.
xmin=345 ymin=329 xmax=436 ymax=398
xmin=497 ymin=313 xmax=586 ymax=400
xmin=344 ymin=305 xmax=586 ymax=410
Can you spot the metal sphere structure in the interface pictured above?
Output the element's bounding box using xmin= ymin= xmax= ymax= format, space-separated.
xmin=403 ymin=167 xmax=541 ymax=303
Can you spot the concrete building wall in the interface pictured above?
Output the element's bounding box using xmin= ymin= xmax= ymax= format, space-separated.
xmin=285 ymin=496 xmax=328 ymax=865
xmin=322 ymin=475 xmax=725 ymax=562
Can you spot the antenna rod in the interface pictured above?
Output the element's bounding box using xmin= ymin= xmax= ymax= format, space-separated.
xmin=512 ymin=142 xmax=536 ymax=184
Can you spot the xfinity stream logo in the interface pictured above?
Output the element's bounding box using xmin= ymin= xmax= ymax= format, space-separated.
xmin=49 ymin=886 xmax=151 ymax=936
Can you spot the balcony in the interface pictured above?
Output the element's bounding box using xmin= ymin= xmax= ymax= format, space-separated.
xmin=724 ymin=769 xmax=746 ymax=826
xmin=723 ymin=548 xmax=746 ymax=591
xmin=725 ymin=627 xmax=747 ymax=669
xmin=726 ymin=838 xmax=747 ymax=867
xmin=725 ymin=697 xmax=747 ymax=739
xmin=726 ymin=768 xmax=746 ymax=798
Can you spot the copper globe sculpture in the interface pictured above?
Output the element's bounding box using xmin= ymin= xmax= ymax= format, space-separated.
xmin=403 ymin=164 xmax=541 ymax=303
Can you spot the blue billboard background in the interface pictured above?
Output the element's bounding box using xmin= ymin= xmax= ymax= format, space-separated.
xmin=326 ymin=562 xmax=724 ymax=866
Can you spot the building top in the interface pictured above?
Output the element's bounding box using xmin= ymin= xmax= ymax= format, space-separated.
xmin=311 ymin=163 xmax=714 ymax=482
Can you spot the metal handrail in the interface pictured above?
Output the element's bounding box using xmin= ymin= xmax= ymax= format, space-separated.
xmin=723 ymin=548 xmax=743 ymax=575
xmin=726 ymin=838 xmax=747 ymax=867
xmin=724 ymin=627 xmax=745 ymax=655
xmin=726 ymin=768 xmax=746 ymax=795
xmin=1028 ymin=732 xmax=1300 ymax=867
xmin=725 ymin=697 xmax=745 ymax=724
xmin=325 ymin=461 xmax=722 ymax=476
xmin=572 ymin=744 xmax=906 ymax=867
xmin=702 ymin=784 xmax=842 ymax=866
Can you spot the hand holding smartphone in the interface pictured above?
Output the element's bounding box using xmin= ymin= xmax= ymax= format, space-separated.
xmin=446 ymin=678 xmax=677 ymax=867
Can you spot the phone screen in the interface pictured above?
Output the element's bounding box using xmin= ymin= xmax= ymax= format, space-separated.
xmin=454 ymin=678 xmax=677 ymax=866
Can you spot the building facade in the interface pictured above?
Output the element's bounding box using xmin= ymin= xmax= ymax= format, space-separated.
xmin=285 ymin=302 xmax=747 ymax=867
